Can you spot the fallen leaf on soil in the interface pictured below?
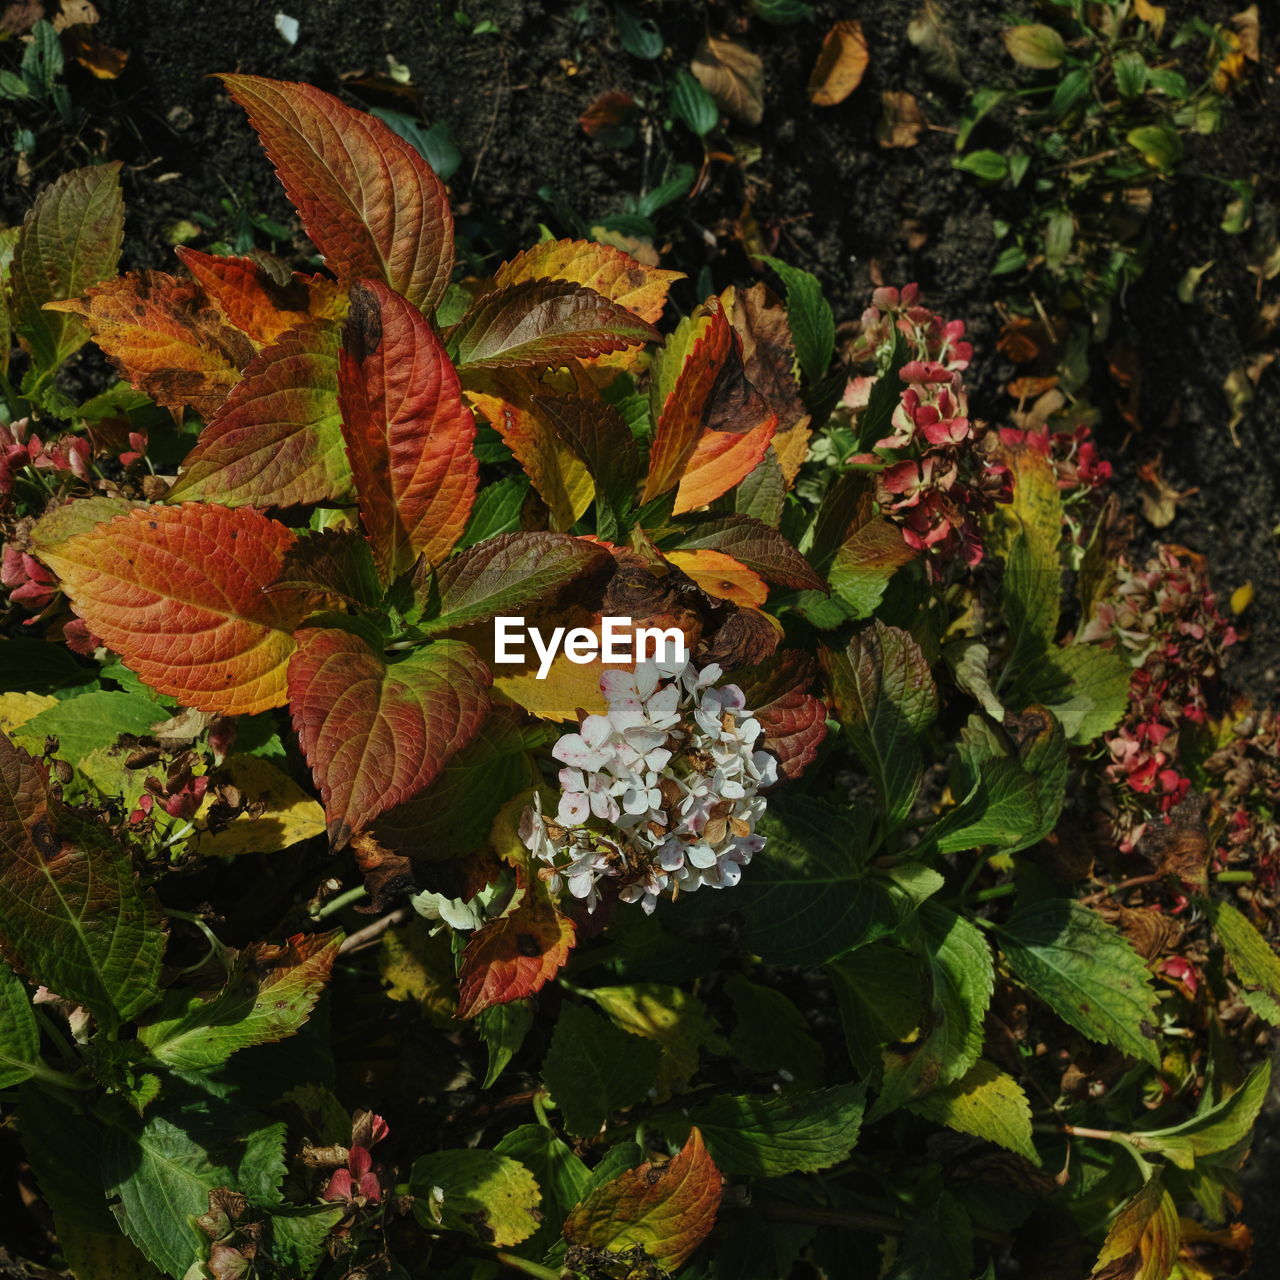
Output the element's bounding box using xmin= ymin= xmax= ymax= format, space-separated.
xmin=1134 ymin=0 xmax=1166 ymax=37
xmin=1230 ymin=581 xmax=1253 ymax=615
xmin=808 ymin=20 xmax=868 ymax=106
xmin=1232 ymin=6 xmax=1259 ymax=62
xmin=1 ymin=0 xmax=43 ymax=35
xmin=62 ymin=27 xmax=128 ymax=78
xmin=579 ymin=91 xmax=639 ymax=146
xmin=691 ymin=35 xmax=764 ymax=126
xmin=51 ymin=0 xmax=95 ymax=29
xmin=1136 ymin=454 xmax=1195 ymax=527
xmin=878 ymin=91 xmax=925 ymax=148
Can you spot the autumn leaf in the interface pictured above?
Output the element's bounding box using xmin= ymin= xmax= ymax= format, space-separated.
xmin=449 ymin=279 xmax=659 ymax=369
xmin=674 ymin=515 xmax=826 ymax=592
xmin=1091 ymin=1178 xmax=1179 ymax=1279
xmin=10 ymin=162 xmax=123 ymax=372
xmin=456 ymin=882 xmax=577 ymax=1020
xmin=288 ymin=627 xmax=491 ymax=848
xmin=339 ymin=279 xmax=478 ymax=579
xmin=563 ymin=1128 xmax=722 ymax=1270
xmin=879 ymin=91 xmax=926 ymax=148
xmin=493 ymin=238 xmax=683 ymax=325
xmin=166 ymin=320 xmax=350 ymax=509
xmin=733 ymin=649 xmax=829 ymax=780
xmin=692 ymin=35 xmax=764 ymax=126
xmin=666 ymin=549 xmax=767 ymax=608
xmin=175 ymin=246 xmax=344 ymax=347
xmin=531 ymin=391 xmax=640 ymax=527
xmin=809 ymin=20 xmax=869 ymax=106
xmin=219 ymin=74 xmax=454 ymax=314
xmin=46 ymin=271 xmax=254 ymax=420
xmin=35 ymin=503 xmax=314 ymax=715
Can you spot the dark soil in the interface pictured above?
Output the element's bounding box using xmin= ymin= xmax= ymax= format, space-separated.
xmin=2 ymin=0 xmax=1278 ymax=1272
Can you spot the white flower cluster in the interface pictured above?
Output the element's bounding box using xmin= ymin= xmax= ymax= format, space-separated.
xmin=518 ymin=659 xmax=777 ymax=914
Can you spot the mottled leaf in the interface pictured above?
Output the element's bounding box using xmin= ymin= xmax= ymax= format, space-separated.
xmin=910 ymin=1060 xmax=1039 ymax=1163
xmin=288 ymin=628 xmax=491 ymax=847
xmin=36 ymin=504 xmax=313 ymax=715
xmin=220 ymin=74 xmax=454 ymax=313
xmin=732 ymin=649 xmax=828 ymax=780
xmin=666 ymin=548 xmax=768 ymax=608
xmin=675 ymin=514 xmax=825 ymax=591
xmin=494 ymin=1123 xmax=590 ymax=1259
xmin=532 ymin=392 xmax=640 ymax=525
xmin=409 ymin=1148 xmax=541 ymax=1247
xmin=1090 ymin=1178 xmax=1179 ymax=1280
xmin=167 ymin=320 xmax=350 ymax=508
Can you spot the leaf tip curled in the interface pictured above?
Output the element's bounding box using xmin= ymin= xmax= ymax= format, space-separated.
xmin=343 ymin=280 xmax=384 ymax=364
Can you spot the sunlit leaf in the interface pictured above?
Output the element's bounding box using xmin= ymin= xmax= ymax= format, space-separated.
xmin=288 ymin=627 xmax=491 ymax=847
xmin=410 ymin=1148 xmax=541 ymax=1247
xmin=0 ymin=731 xmax=165 ymax=1032
xmin=667 ymin=549 xmax=767 ymax=607
xmin=675 ymin=515 xmax=825 ymax=591
xmin=188 ymin=755 xmax=326 ymax=858
xmin=909 ymin=1060 xmax=1039 ymax=1163
xmin=809 ymin=20 xmax=869 ymax=106
xmin=339 ymin=278 xmax=478 ymax=578
xmin=1090 ymin=1178 xmax=1179 ymax=1280
xmin=166 ymin=320 xmax=350 ymax=508
xmin=563 ymin=1128 xmax=722 ymax=1270
xmin=36 ymin=504 xmax=314 ymax=715
xmin=46 ymin=271 xmax=254 ymax=419
xmin=220 ymin=74 xmax=454 ymax=313
xmin=1203 ymin=897 xmax=1280 ymax=1022
xmin=732 ymin=650 xmax=828 ymax=780
xmin=691 ymin=34 xmax=764 ymax=125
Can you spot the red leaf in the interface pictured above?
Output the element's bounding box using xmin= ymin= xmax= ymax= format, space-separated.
xmin=450 ymin=279 xmax=660 ymax=369
xmin=34 ymin=504 xmax=314 ymax=714
xmin=456 ymin=884 xmax=577 ymax=1020
xmin=175 ymin=246 xmax=343 ymax=347
xmin=562 ymin=1128 xmax=722 ymax=1270
xmin=167 ymin=321 xmax=349 ymax=508
xmin=46 ymin=271 xmax=254 ymax=420
xmin=339 ymin=279 xmax=478 ymax=579
xmin=219 ymin=75 xmax=454 ymax=314
xmin=288 ymin=628 xmax=491 ymax=848
xmin=733 ymin=650 xmax=829 ymax=780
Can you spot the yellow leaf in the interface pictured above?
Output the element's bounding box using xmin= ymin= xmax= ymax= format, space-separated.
xmin=667 ymin=549 xmax=767 ymax=608
xmin=0 ymin=691 xmax=60 ymax=733
xmin=1230 ymin=581 xmax=1254 ymax=615
xmin=1092 ymin=1178 xmax=1180 ymax=1279
xmin=809 ymin=20 xmax=870 ymax=106
xmin=379 ymin=919 xmax=456 ymax=1026
xmin=1134 ymin=0 xmax=1167 ymax=37
xmin=190 ymin=754 xmax=325 ymax=857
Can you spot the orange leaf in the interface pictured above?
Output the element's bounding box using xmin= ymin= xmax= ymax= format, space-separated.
xmin=167 ymin=321 xmax=350 ymax=509
xmin=175 ymin=246 xmax=344 ymax=347
xmin=691 ymin=35 xmax=764 ymax=125
xmin=809 ymin=20 xmax=869 ymax=106
xmin=35 ymin=504 xmax=314 ymax=714
xmin=288 ymin=629 xmax=491 ymax=847
xmin=563 ymin=1128 xmax=722 ymax=1270
xmin=494 ymin=238 xmax=683 ymax=325
xmin=46 ymin=271 xmax=253 ymax=420
xmin=674 ymin=406 xmax=776 ymax=514
xmin=339 ymin=279 xmax=478 ymax=579
xmin=456 ymin=883 xmax=577 ymax=1019
xmin=667 ymin=549 xmax=767 ymax=608
xmin=219 ymin=74 xmax=454 ymax=314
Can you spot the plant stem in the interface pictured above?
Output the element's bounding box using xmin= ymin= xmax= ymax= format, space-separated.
xmin=971 ymin=881 xmax=1018 ymax=903
xmin=313 ymin=885 xmax=368 ymax=919
xmin=1215 ymin=870 xmax=1254 ymax=884
xmin=491 ymin=1251 xmax=563 ymax=1279
xmin=338 ymin=905 xmax=411 ymax=955
xmin=28 ymin=1060 xmax=94 ymax=1092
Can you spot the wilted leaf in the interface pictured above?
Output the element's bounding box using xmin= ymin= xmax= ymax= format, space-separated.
xmin=410 ymin=1149 xmax=541 ymax=1247
xmin=175 ymin=245 xmax=343 ymax=347
xmin=166 ymin=320 xmax=349 ymax=508
xmin=36 ymin=504 xmax=313 ymax=715
xmin=692 ymin=34 xmax=764 ymax=125
xmin=220 ymin=74 xmax=454 ymax=314
xmin=494 ymin=237 xmax=683 ymax=325
xmin=340 ymin=278 xmax=478 ymax=578
xmin=288 ymin=628 xmax=491 ymax=847
xmin=0 ymin=731 xmax=165 ymax=1031
xmin=138 ymin=931 xmax=341 ymax=1071
xmin=809 ymin=20 xmax=869 ymax=106
xmin=1091 ymin=1178 xmax=1179 ymax=1279
xmin=1136 ymin=454 xmax=1193 ymax=528
xmin=47 ymin=271 xmax=254 ymax=420
xmin=666 ymin=549 xmax=767 ymax=608
xmin=878 ymin=90 xmax=926 ymax=147
xmin=11 ymin=162 xmax=123 ymax=372
xmin=564 ymin=1128 xmax=722 ymax=1269
xmin=1003 ymin=24 xmax=1066 ymax=69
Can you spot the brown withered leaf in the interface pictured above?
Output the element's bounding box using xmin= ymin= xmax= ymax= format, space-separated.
xmin=878 ymin=90 xmax=925 ymax=148
xmin=1232 ymin=5 xmax=1259 ymax=62
xmin=1135 ymin=795 xmax=1209 ymax=891
xmin=51 ymin=0 xmax=96 ymax=27
xmin=1137 ymin=453 xmax=1195 ymax=528
xmin=809 ymin=20 xmax=869 ymax=106
xmin=1178 ymin=1218 xmax=1252 ymax=1277
xmin=1 ymin=0 xmax=42 ymax=35
xmin=1103 ymin=907 xmax=1184 ymax=962
xmin=351 ymin=832 xmax=417 ymax=913
xmin=730 ymin=283 xmax=807 ymax=435
xmin=62 ymin=26 xmax=128 ymax=78
xmin=579 ymin=90 xmax=639 ymax=146
xmin=692 ymin=35 xmax=764 ymax=126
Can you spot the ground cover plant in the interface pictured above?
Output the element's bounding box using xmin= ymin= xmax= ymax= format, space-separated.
xmin=0 ymin=7 xmax=1277 ymax=1280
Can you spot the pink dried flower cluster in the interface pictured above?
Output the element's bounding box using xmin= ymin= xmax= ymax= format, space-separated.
xmin=1085 ymin=546 xmax=1238 ymax=850
xmin=842 ymin=285 xmax=1010 ymax=567
xmin=1204 ymin=704 xmax=1280 ymax=889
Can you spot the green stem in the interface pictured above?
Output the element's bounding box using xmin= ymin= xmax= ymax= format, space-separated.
xmin=491 ymin=1252 xmax=564 ymax=1279
xmin=27 ymin=1059 xmax=94 ymax=1092
xmin=971 ymin=882 xmax=1018 ymax=903
xmin=1215 ymin=870 xmax=1254 ymax=884
xmin=313 ymin=885 xmax=369 ymax=919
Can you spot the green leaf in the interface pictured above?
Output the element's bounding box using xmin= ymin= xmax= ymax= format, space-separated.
xmin=1114 ymin=51 xmax=1148 ymax=97
xmin=757 ymin=256 xmax=835 ymax=386
xmin=829 ymin=942 xmax=924 ymax=1075
xmin=828 ymin=496 xmax=917 ymax=618
xmin=1090 ymin=1177 xmax=1179 ymax=1280
xmin=0 ymin=962 xmax=39 ymax=1089
xmin=995 ymin=899 xmax=1161 ymax=1067
xmin=616 ymin=6 xmax=665 ymax=58
xmin=10 ymin=690 xmax=171 ymax=769
xmin=909 ymin=1060 xmax=1039 ymax=1163
xmin=669 ymin=68 xmax=719 ymax=137
xmin=954 ymin=150 xmax=1009 ymax=182
xmin=944 ymin=640 xmax=1005 ymax=721
xmin=751 ymin=0 xmax=813 ymax=22
xmin=1203 ymin=897 xmax=1280 ymax=1022
xmin=1002 ymin=23 xmax=1066 ymax=69
xmin=494 ymin=1123 xmax=590 ymax=1257
xmin=687 ymin=1084 xmax=865 ymax=1176
xmin=0 ymin=731 xmax=165 ymax=1032
xmin=103 ymin=1104 xmax=287 ymax=1278
xmin=460 ymin=474 xmax=530 ymax=546
xmin=735 ymin=448 xmax=787 ymax=526
xmin=409 ymin=1148 xmax=542 ymax=1248
xmin=426 ymin=531 xmax=612 ymax=634
xmin=821 ymin=620 xmax=937 ymax=829
xmin=1127 ymin=124 xmax=1183 ymax=173
xmin=854 ymin=326 xmax=907 ymax=450
xmin=369 ymin=108 xmax=461 ymax=181
xmin=1048 ymin=67 xmax=1091 ymax=117
xmin=137 ymin=930 xmax=341 ymax=1072
xmin=1129 ymin=1061 xmax=1271 ymax=1169
xmin=542 ymin=1001 xmax=662 ymax=1138
xmin=1010 ymin=643 xmax=1132 ymax=745
xmin=1003 ymin=522 xmax=1062 ymax=672
xmin=727 ymin=795 xmax=910 ymax=966
xmin=0 ymin=640 xmax=95 ymax=696
xmin=992 ymin=245 xmax=1029 ymax=275
xmin=956 ymin=88 xmax=1006 ymax=150
xmin=1044 ymin=209 xmax=1074 ymax=272
xmin=890 ymin=1190 xmax=972 ymax=1280
xmin=724 ymin=973 xmax=824 ymax=1089
xmin=11 ymin=162 xmax=124 ymax=372
xmin=268 ymin=1205 xmax=346 ymax=1276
